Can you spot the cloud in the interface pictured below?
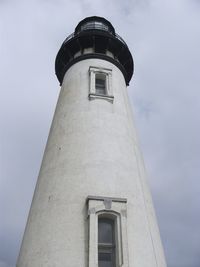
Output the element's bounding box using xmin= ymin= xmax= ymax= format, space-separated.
xmin=0 ymin=260 xmax=14 ymax=267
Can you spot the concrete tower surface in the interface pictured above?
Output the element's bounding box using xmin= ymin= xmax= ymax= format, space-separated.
xmin=17 ymin=17 xmax=167 ymax=267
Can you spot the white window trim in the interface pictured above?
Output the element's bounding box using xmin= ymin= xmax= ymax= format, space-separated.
xmin=89 ymin=66 xmax=114 ymax=102
xmin=87 ymin=196 xmax=129 ymax=267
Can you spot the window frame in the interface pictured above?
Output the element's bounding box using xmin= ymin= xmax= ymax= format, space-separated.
xmin=87 ymin=196 xmax=129 ymax=267
xmin=89 ymin=67 xmax=114 ymax=102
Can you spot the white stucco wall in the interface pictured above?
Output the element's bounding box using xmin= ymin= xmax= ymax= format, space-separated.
xmin=17 ymin=58 xmax=166 ymax=267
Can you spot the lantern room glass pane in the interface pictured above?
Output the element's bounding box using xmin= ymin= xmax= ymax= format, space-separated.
xmin=80 ymin=21 xmax=109 ymax=32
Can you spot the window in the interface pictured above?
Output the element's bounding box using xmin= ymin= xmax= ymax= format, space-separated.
xmin=98 ymin=217 xmax=116 ymax=267
xmin=87 ymin=196 xmax=129 ymax=267
xmin=89 ymin=67 xmax=114 ymax=102
xmin=95 ymin=74 xmax=106 ymax=95
xmin=80 ymin=21 xmax=109 ymax=32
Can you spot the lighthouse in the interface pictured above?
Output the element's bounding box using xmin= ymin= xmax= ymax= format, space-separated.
xmin=17 ymin=16 xmax=167 ymax=267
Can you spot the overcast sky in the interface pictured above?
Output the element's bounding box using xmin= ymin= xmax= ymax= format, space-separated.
xmin=0 ymin=0 xmax=200 ymax=266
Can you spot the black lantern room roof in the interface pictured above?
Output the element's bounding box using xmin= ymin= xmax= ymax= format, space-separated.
xmin=55 ymin=16 xmax=134 ymax=85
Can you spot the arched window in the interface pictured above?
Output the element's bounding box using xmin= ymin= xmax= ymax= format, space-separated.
xmin=98 ymin=217 xmax=116 ymax=267
xmin=87 ymin=196 xmax=128 ymax=267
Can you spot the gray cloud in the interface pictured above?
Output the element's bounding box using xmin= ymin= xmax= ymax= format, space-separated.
xmin=0 ymin=260 xmax=14 ymax=267
xmin=0 ymin=0 xmax=200 ymax=266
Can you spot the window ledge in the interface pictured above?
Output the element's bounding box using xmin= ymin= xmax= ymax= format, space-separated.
xmin=87 ymin=195 xmax=127 ymax=203
xmin=89 ymin=93 xmax=114 ymax=103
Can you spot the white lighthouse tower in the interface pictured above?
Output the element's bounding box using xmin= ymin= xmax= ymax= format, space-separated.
xmin=17 ymin=16 xmax=167 ymax=267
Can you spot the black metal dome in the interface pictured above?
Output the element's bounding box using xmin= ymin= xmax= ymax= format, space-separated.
xmin=55 ymin=16 xmax=134 ymax=85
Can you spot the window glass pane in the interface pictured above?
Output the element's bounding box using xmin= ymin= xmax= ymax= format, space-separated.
xmin=98 ymin=218 xmax=114 ymax=244
xmin=96 ymin=78 xmax=105 ymax=87
xmin=98 ymin=253 xmax=112 ymax=267
xmin=95 ymin=74 xmax=106 ymax=95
